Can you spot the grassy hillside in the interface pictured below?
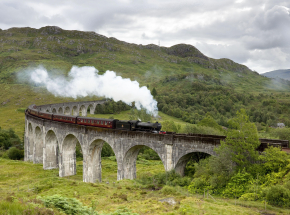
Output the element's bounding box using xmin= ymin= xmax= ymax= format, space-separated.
xmin=1 ymin=158 xmax=289 ymax=215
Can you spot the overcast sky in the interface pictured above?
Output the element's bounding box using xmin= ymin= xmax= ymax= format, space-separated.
xmin=1 ymin=0 xmax=290 ymax=73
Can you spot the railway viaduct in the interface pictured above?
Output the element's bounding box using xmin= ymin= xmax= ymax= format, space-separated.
xmin=24 ymin=101 xmax=289 ymax=183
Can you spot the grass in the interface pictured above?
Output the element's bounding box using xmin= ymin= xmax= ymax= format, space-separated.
xmin=1 ymin=158 xmax=290 ymax=214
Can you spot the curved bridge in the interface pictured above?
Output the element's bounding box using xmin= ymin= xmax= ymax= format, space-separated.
xmin=24 ymin=100 xmax=223 ymax=182
xmin=24 ymin=101 xmax=288 ymax=183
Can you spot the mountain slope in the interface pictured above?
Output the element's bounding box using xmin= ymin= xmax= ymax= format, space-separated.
xmin=263 ymin=69 xmax=290 ymax=81
xmin=0 ymin=26 xmax=270 ymax=90
xmin=1 ymin=26 xmax=290 ymax=137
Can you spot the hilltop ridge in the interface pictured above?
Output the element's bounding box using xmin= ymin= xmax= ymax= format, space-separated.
xmin=0 ymin=26 xmax=255 ymax=82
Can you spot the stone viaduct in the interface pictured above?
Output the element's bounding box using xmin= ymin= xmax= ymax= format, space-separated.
xmin=24 ymin=101 xmax=289 ymax=183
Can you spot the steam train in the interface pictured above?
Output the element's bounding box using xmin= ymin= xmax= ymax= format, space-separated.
xmin=27 ymin=105 xmax=162 ymax=133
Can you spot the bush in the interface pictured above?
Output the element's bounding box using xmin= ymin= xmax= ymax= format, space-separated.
xmin=222 ymin=170 xmax=252 ymax=198
xmin=7 ymin=147 xmax=24 ymax=160
xmin=188 ymin=178 xmax=209 ymax=194
xmin=160 ymin=185 xmax=177 ymax=195
xmin=265 ymin=185 xmax=290 ymax=206
xmin=39 ymin=194 xmax=98 ymax=215
xmin=183 ymin=124 xmax=224 ymax=136
xmin=0 ymin=128 xmax=22 ymax=150
xmin=239 ymin=193 xmax=260 ymax=201
xmin=137 ymin=170 xmax=191 ymax=189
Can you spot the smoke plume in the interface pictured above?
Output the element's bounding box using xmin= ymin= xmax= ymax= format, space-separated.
xmin=29 ymin=66 xmax=158 ymax=115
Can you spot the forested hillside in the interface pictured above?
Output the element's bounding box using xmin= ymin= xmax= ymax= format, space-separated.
xmin=1 ymin=26 xmax=290 ymax=130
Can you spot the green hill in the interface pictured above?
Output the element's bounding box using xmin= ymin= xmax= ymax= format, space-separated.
xmin=1 ymin=26 xmax=290 ymax=136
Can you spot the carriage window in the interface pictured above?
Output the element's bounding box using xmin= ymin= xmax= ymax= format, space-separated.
xmin=97 ymin=121 xmax=99 ymax=124
xmin=101 ymin=121 xmax=103 ymax=125
xmin=84 ymin=120 xmax=87 ymax=123
xmin=88 ymin=120 xmax=90 ymax=123
xmin=81 ymin=119 xmax=83 ymax=122
xmin=105 ymin=121 xmax=107 ymax=125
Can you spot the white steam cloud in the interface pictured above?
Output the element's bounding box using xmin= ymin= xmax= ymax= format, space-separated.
xmin=30 ymin=66 xmax=158 ymax=115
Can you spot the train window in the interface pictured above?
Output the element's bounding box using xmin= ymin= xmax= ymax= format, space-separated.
xmin=88 ymin=120 xmax=90 ymax=123
xmin=84 ymin=119 xmax=87 ymax=123
xmin=105 ymin=121 xmax=107 ymax=125
xmin=97 ymin=121 xmax=99 ymax=124
xmin=101 ymin=121 xmax=103 ymax=125
xmin=81 ymin=119 xmax=83 ymax=122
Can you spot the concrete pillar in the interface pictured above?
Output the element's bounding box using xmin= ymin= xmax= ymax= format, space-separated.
xmin=165 ymin=144 xmax=173 ymax=171
xmin=84 ymin=139 xmax=104 ymax=183
xmin=59 ymin=134 xmax=79 ymax=177
xmin=80 ymin=105 xmax=87 ymax=116
xmin=33 ymin=126 xmax=43 ymax=164
xmin=43 ymin=130 xmax=59 ymax=170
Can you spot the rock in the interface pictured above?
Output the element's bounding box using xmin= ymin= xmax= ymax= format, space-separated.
xmin=159 ymin=197 xmax=177 ymax=206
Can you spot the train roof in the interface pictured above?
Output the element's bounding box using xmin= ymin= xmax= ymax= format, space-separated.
xmin=53 ymin=114 xmax=76 ymax=118
xmin=77 ymin=116 xmax=118 ymax=122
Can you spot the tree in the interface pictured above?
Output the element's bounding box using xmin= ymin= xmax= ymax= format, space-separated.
xmin=198 ymin=113 xmax=223 ymax=131
xmin=162 ymin=121 xmax=181 ymax=133
xmin=151 ymin=87 xmax=157 ymax=97
xmin=224 ymin=109 xmax=260 ymax=170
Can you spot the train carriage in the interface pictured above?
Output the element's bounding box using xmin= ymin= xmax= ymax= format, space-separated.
xmin=77 ymin=117 xmax=118 ymax=129
xmin=53 ymin=114 xmax=77 ymax=124
xmin=38 ymin=111 xmax=53 ymax=120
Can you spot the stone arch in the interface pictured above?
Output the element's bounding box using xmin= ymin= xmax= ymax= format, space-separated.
xmin=34 ymin=126 xmax=44 ymax=164
xmin=174 ymin=150 xmax=212 ymax=176
xmin=52 ymin=108 xmax=57 ymax=114
xmin=122 ymin=144 xmax=166 ymax=180
xmin=44 ymin=130 xmax=59 ymax=170
xmin=27 ymin=123 xmax=34 ymax=161
xmin=79 ymin=105 xmax=87 ymax=116
xmin=64 ymin=106 xmax=70 ymax=115
xmin=58 ymin=107 xmax=63 ymax=114
xmin=72 ymin=106 xmax=78 ymax=116
xmin=59 ymin=134 xmax=82 ymax=177
xmin=88 ymin=104 xmax=94 ymax=114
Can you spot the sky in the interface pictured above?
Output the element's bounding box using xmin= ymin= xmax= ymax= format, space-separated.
xmin=0 ymin=0 xmax=290 ymax=74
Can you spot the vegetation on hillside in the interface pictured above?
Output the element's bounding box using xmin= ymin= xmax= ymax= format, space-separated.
xmin=1 ymin=26 xmax=290 ymax=213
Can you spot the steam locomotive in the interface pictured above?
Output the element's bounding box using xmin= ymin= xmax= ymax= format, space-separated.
xmin=27 ymin=105 xmax=162 ymax=133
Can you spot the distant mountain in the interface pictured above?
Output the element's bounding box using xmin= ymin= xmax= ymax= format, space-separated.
xmin=262 ymin=69 xmax=290 ymax=81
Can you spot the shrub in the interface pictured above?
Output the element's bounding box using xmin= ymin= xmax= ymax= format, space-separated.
xmin=239 ymin=193 xmax=260 ymax=201
xmin=39 ymin=194 xmax=99 ymax=215
xmin=188 ymin=178 xmax=209 ymax=194
xmin=160 ymin=185 xmax=177 ymax=195
xmin=265 ymin=185 xmax=290 ymax=207
xmin=7 ymin=147 xmax=24 ymax=160
xmin=222 ymin=170 xmax=252 ymax=198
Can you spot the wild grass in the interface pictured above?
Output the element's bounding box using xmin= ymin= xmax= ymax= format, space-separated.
xmin=0 ymin=158 xmax=289 ymax=214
